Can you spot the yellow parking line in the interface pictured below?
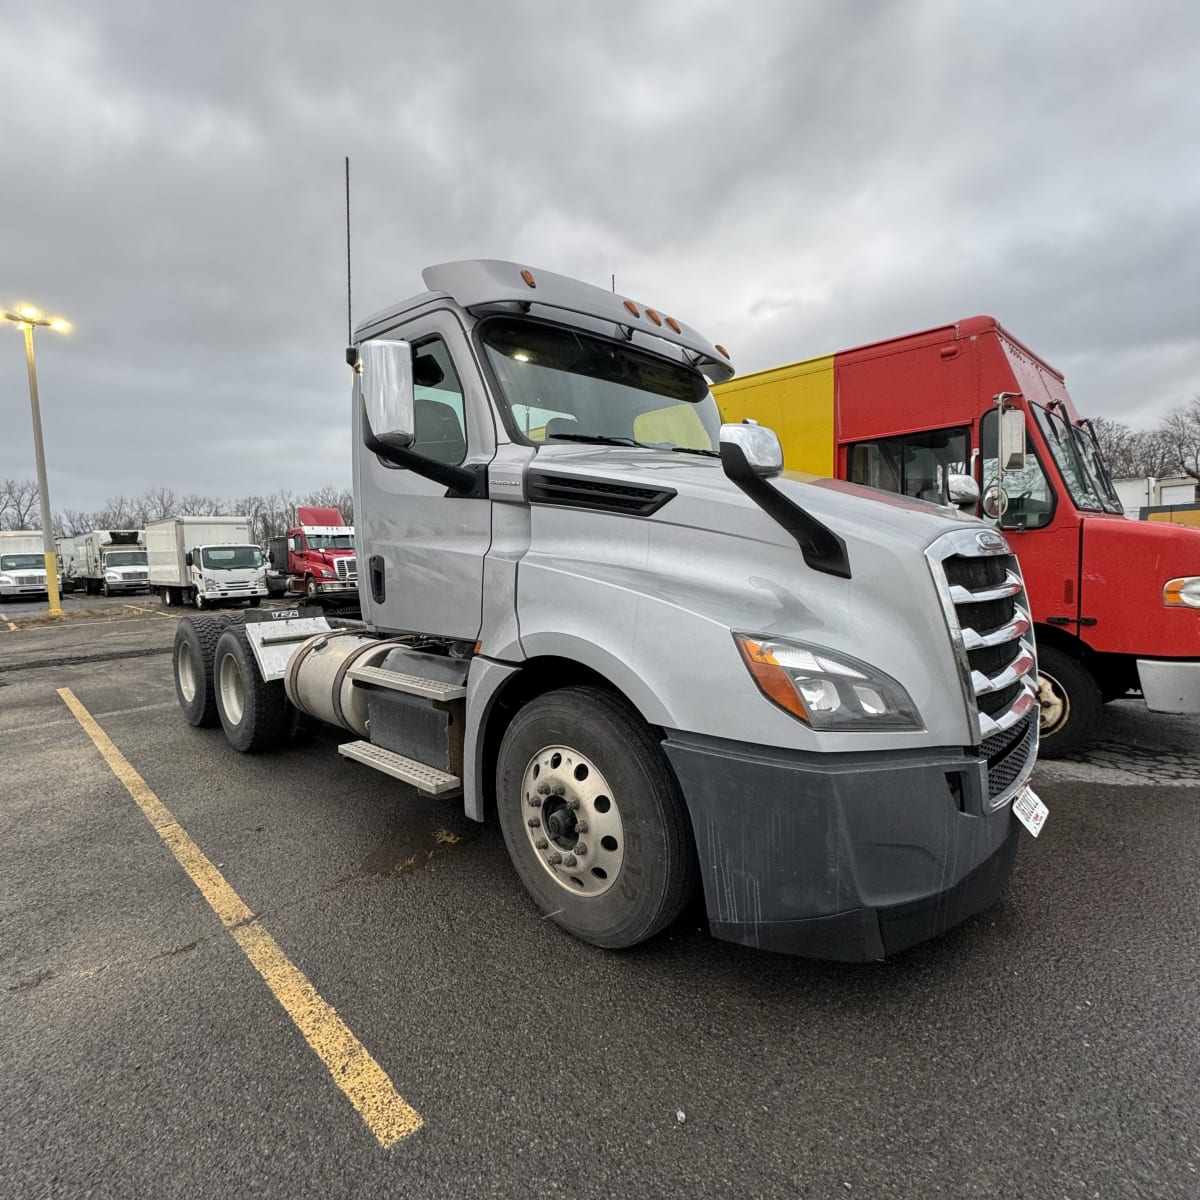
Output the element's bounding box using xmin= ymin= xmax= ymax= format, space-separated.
xmin=4 ymin=619 xmax=16 ymax=631
xmin=57 ymin=686 xmax=424 ymax=1147
xmin=123 ymin=604 xmax=170 ymax=618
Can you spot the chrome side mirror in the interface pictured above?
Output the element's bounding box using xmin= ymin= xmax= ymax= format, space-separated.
xmin=719 ymin=422 xmax=784 ymax=480
xmin=982 ymin=484 xmax=1009 ymax=520
xmin=358 ymin=339 xmax=415 ymax=448
xmin=947 ymin=473 xmax=980 ymax=511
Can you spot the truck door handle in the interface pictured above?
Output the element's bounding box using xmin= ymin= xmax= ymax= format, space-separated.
xmin=369 ymin=555 xmax=385 ymax=604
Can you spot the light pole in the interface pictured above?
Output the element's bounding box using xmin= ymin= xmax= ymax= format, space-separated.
xmin=3 ymin=304 xmax=70 ymax=617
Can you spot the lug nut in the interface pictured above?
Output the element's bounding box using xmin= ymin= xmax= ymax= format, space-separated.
xmin=548 ymin=852 xmax=563 ymax=865
xmin=574 ymin=842 xmax=587 ymax=857
xmin=527 ymin=817 xmax=541 ymax=828
xmin=537 ymin=784 xmax=551 ymax=795
xmin=528 ymin=795 xmax=542 ymax=807
xmin=568 ymin=798 xmax=580 ymax=811
xmin=563 ymin=855 xmax=577 ymax=868
xmin=575 ymin=820 xmax=588 ymax=833
xmin=551 ymin=784 xmax=566 ymax=796
xmin=535 ymin=838 xmax=549 ymax=850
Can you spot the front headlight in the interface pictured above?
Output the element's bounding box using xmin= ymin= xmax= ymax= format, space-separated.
xmin=0 ymin=575 xmax=12 ymax=585
xmin=105 ymin=571 xmax=121 ymax=580
xmin=1163 ymin=577 xmax=1200 ymax=609
xmin=320 ymin=568 xmax=335 ymax=578
xmin=734 ymin=633 xmax=922 ymax=731
xmin=204 ymin=577 xmax=217 ymax=588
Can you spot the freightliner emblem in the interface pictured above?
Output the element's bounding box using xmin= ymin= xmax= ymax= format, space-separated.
xmin=976 ymin=531 xmax=1009 ymax=554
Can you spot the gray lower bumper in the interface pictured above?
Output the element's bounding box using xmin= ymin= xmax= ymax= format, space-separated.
xmin=1137 ymin=658 xmax=1200 ymax=714
xmin=663 ymin=732 xmax=1020 ymax=962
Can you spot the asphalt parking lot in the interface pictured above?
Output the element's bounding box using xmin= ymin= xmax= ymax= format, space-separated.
xmin=1 ymin=606 xmax=1197 ymax=1200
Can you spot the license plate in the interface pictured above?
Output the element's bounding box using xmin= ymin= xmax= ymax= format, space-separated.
xmin=1013 ymin=785 xmax=1048 ymax=837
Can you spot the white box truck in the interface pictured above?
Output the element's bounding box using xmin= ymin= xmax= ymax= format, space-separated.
xmin=0 ymin=531 xmax=58 ymax=600
xmin=147 ymin=516 xmax=268 ymax=610
xmin=77 ymin=529 xmax=149 ymax=595
xmin=57 ymin=535 xmax=86 ymax=593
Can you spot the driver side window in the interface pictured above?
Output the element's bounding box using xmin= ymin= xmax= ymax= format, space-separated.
xmin=980 ymin=410 xmax=1055 ymax=530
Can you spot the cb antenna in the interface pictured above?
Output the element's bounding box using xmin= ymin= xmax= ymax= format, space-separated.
xmin=344 ymin=156 xmax=356 ymax=366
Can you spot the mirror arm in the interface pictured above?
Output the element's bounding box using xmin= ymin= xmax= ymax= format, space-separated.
xmin=720 ymin=441 xmax=851 ymax=579
xmin=362 ymin=422 xmax=488 ymax=499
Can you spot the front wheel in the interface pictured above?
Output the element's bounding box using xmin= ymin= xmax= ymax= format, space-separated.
xmin=1036 ymin=646 xmax=1102 ymax=758
xmin=249 ymin=596 xmax=262 ymax=608
xmin=102 ymin=580 xmax=110 ymax=598
xmin=305 ymin=577 xmax=319 ymax=597
xmin=195 ymin=591 xmax=206 ymax=610
xmin=496 ymin=686 xmax=697 ymax=950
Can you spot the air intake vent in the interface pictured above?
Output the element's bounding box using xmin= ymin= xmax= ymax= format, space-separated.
xmin=527 ymin=472 xmax=675 ymax=517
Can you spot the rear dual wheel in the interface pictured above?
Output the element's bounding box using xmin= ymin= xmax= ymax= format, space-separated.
xmin=496 ymin=687 xmax=696 ymax=950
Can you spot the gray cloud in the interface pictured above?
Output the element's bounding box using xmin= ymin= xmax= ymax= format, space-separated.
xmin=2 ymin=0 xmax=1197 ymax=511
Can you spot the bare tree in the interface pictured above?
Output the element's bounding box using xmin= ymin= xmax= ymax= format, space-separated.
xmin=141 ymin=486 xmax=178 ymax=521
xmin=1162 ymin=396 xmax=1200 ymax=480
xmin=0 ymin=479 xmax=40 ymax=530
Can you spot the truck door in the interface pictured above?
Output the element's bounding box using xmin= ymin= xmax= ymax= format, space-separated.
xmin=354 ymin=310 xmax=495 ymax=640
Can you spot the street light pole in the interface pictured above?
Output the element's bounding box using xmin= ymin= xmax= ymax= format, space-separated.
xmin=3 ymin=305 xmax=70 ymax=618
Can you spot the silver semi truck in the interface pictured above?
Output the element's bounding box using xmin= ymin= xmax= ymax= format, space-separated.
xmin=171 ymin=260 xmax=1043 ymax=961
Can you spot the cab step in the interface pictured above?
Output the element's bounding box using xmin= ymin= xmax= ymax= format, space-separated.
xmin=337 ymin=739 xmax=462 ymax=796
xmin=346 ymin=664 xmax=467 ymax=703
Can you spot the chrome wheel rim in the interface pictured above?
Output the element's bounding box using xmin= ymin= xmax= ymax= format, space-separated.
xmin=1037 ymin=671 xmax=1068 ymax=734
xmin=218 ymin=652 xmax=245 ymax=725
xmin=178 ymin=645 xmax=197 ymax=703
xmin=521 ymin=745 xmax=623 ymax=897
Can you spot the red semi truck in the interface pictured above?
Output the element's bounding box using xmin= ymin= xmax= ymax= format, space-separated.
xmin=265 ymin=506 xmax=357 ymax=598
xmin=715 ymin=316 xmax=1200 ymax=756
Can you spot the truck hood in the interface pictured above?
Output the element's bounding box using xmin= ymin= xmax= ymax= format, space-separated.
xmin=1081 ymin=514 xmax=1200 ymax=657
xmin=518 ymin=446 xmax=992 ymax=751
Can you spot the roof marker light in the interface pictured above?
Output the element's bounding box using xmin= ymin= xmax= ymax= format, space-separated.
xmin=623 ymin=299 xmax=641 ymax=317
xmin=715 ymin=344 xmax=731 ymax=359
xmin=645 ymin=308 xmax=663 ymax=326
xmin=520 ymin=269 xmax=537 ymax=288
xmin=665 ymin=316 xmax=681 ymax=333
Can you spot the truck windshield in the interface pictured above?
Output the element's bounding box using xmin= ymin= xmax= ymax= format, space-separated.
xmin=306 ymin=535 xmax=354 ymax=550
xmin=201 ymin=546 xmax=264 ymax=569
xmin=1032 ymin=405 xmax=1123 ymax=514
xmin=105 ymin=551 xmax=148 ymax=566
xmin=1 ymin=554 xmax=43 ymax=570
xmin=481 ymin=317 xmax=721 ymax=452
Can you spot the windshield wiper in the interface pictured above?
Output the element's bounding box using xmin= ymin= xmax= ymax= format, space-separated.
xmin=666 ymin=445 xmax=720 ymax=458
xmin=546 ymin=433 xmax=648 ymax=448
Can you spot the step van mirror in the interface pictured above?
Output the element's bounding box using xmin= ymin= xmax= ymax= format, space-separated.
xmin=947 ymin=473 xmax=980 ymax=512
xmin=359 ymin=339 xmax=416 ymax=448
xmin=999 ymin=408 xmax=1026 ymax=472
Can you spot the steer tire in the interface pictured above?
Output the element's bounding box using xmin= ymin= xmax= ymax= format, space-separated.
xmin=173 ymin=615 xmax=231 ymax=728
xmin=213 ymin=624 xmax=292 ymax=753
xmin=496 ymin=686 xmax=697 ymax=950
xmin=1036 ymin=646 xmax=1102 ymax=759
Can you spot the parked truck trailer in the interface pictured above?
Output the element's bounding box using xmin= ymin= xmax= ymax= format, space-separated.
xmin=0 ymin=530 xmax=58 ymax=600
xmin=713 ymin=316 xmax=1200 ymax=756
xmin=73 ymin=529 xmax=149 ymax=596
xmin=147 ymin=516 xmax=268 ymax=609
xmin=171 ymin=260 xmax=1045 ymax=962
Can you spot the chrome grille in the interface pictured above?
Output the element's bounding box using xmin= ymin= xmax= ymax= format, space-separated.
xmin=14 ymin=574 xmax=41 ymax=586
xmin=335 ymin=556 xmax=357 ymax=581
xmin=926 ymin=528 xmax=1040 ymax=773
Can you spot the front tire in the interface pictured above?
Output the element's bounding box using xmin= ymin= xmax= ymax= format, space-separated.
xmin=102 ymin=580 xmax=110 ymax=598
xmin=213 ymin=624 xmax=292 ymax=752
xmin=496 ymin=686 xmax=697 ymax=950
xmin=305 ymin=576 xmax=319 ymax=598
xmin=1036 ymin=646 xmax=1102 ymax=758
xmin=249 ymin=596 xmax=262 ymax=608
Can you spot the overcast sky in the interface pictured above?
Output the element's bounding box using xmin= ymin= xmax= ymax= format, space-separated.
xmin=2 ymin=0 xmax=1198 ymax=512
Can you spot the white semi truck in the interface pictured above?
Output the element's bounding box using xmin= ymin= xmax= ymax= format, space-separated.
xmin=147 ymin=516 xmax=268 ymax=609
xmin=171 ymin=260 xmax=1044 ymax=961
xmin=0 ymin=530 xmax=58 ymax=600
xmin=73 ymin=529 xmax=149 ymax=596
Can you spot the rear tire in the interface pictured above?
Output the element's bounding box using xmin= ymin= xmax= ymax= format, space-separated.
xmin=213 ymin=624 xmax=292 ymax=752
xmin=495 ymin=686 xmax=697 ymax=950
xmin=1036 ymin=646 xmax=1102 ymax=758
xmin=161 ymin=588 xmax=173 ymax=607
xmin=173 ymin=615 xmax=230 ymax=727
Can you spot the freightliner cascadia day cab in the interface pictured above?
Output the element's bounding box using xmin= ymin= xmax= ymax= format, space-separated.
xmin=171 ymin=262 xmax=1046 ymax=961
xmin=714 ymin=317 xmax=1200 ymax=757
xmin=146 ymin=516 xmax=269 ymax=609
xmin=264 ymin=506 xmax=357 ymax=599
xmin=75 ymin=529 xmax=149 ymax=596
xmin=0 ymin=530 xmax=57 ymax=600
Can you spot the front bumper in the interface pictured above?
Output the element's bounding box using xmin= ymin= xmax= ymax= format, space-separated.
xmin=1137 ymin=658 xmax=1200 ymax=714
xmin=105 ymin=580 xmax=149 ymax=592
xmin=663 ymin=732 xmax=1021 ymax=962
xmin=204 ymin=588 xmax=269 ymax=600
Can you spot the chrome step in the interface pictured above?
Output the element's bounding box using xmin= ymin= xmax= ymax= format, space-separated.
xmin=346 ymin=665 xmax=466 ymax=702
xmin=337 ymin=740 xmax=461 ymax=795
